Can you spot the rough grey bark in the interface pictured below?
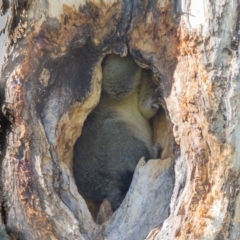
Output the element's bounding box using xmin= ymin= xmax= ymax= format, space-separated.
xmin=0 ymin=0 xmax=240 ymax=240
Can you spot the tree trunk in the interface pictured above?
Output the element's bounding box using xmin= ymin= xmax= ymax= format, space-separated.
xmin=0 ymin=0 xmax=240 ymax=239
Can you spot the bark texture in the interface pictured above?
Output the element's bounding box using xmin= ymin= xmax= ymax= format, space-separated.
xmin=0 ymin=0 xmax=239 ymax=240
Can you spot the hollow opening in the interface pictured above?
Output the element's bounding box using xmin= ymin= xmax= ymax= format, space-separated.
xmin=70 ymin=52 xmax=174 ymax=222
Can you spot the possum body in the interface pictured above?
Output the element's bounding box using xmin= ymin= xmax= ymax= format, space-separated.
xmin=73 ymin=54 xmax=160 ymax=211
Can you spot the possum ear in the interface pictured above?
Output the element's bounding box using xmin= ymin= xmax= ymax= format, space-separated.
xmin=102 ymin=54 xmax=142 ymax=100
